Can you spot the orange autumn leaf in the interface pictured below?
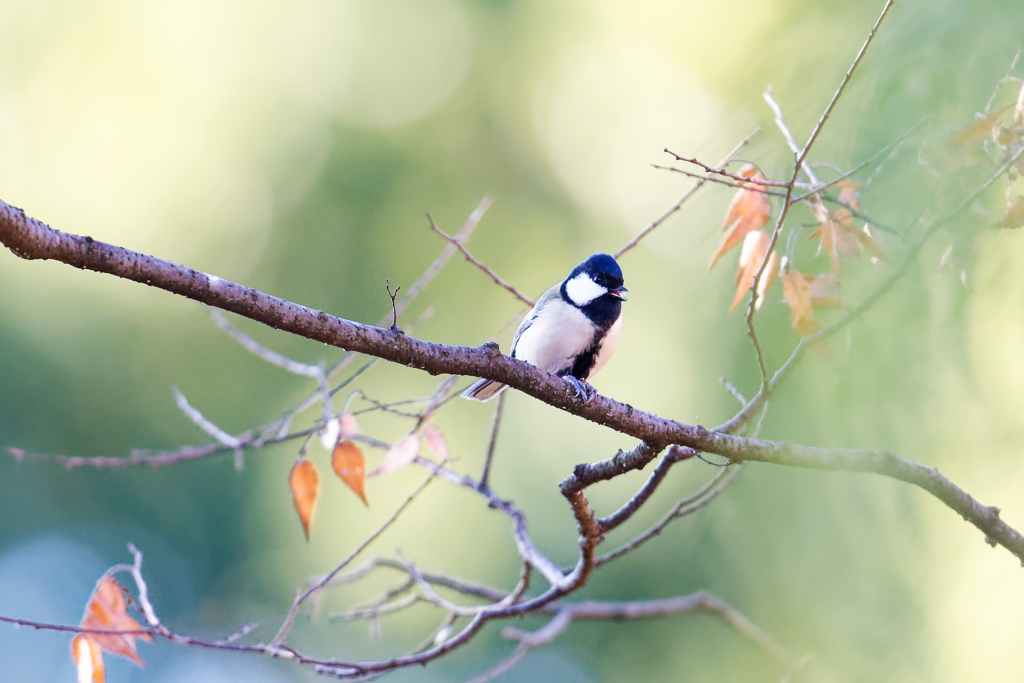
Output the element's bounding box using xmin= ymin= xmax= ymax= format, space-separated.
xmin=730 ymin=230 xmax=778 ymax=313
xmin=781 ymin=266 xmax=823 ymax=338
xmin=73 ymin=633 xmax=105 ymax=683
xmin=289 ymin=458 xmax=320 ymax=539
xmin=332 ymin=440 xmax=368 ymax=505
xmin=79 ymin=576 xmax=151 ymax=666
xmin=709 ymin=164 xmax=772 ymax=270
xmin=368 ymin=434 xmax=420 ymax=479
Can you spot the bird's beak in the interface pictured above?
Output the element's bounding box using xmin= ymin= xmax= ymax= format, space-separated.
xmin=610 ymin=286 xmax=628 ymax=301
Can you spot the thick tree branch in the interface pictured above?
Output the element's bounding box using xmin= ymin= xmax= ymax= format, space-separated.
xmin=4 ymin=197 xmax=1024 ymax=566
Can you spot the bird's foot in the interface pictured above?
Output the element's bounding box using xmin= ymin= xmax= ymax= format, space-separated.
xmin=564 ymin=376 xmax=597 ymax=403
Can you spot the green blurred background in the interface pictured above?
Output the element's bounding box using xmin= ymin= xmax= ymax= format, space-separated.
xmin=2 ymin=0 xmax=1024 ymax=681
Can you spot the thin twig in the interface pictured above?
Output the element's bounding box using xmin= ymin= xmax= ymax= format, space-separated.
xmin=270 ymin=467 xmax=442 ymax=647
xmin=796 ymin=0 xmax=895 ymax=169
xmin=741 ymin=0 xmax=896 ymax=395
xmin=662 ymin=151 xmax=791 ymax=186
xmin=479 ymin=390 xmax=506 ymax=491
xmin=596 ymin=465 xmax=742 ymax=566
xmin=171 ymin=387 xmax=242 ymax=448
xmin=551 ymin=591 xmax=791 ymax=666
xmin=615 ymin=130 xmax=760 ymax=258
xmin=464 ymin=610 xmax=573 ymax=683
xmin=653 ymin=164 xmax=789 ymax=195
xmin=427 ymin=215 xmax=534 ymax=306
xmin=386 ymin=280 xmax=402 ymax=332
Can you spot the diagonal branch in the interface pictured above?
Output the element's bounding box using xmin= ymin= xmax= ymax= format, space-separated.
xmin=615 ymin=129 xmax=760 ymax=258
xmin=428 ymin=214 xmax=535 ymax=306
xmin=4 ymin=195 xmax=1024 ymax=566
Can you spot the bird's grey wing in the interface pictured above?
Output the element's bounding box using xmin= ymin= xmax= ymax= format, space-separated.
xmin=511 ymin=284 xmax=561 ymax=356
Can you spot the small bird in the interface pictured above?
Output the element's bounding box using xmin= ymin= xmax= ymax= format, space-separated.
xmin=462 ymin=253 xmax=627 ymax=402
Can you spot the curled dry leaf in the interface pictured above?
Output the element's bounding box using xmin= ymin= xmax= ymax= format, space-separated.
xmin=730 ymin=230 xmax=778 ymax=313
xmin=289 ymin=458 xmax=320 ymax=539
xmin=332 ymin=440 xmax=368 ymax=505
xmin=710 ymin=163 xmax=772 ymax=270
xmin=422 ymin=424 xmax=449 ymax=461
xmin=73 ymin=633 xmax=105 ymax=683
xmin=810 ymin=188 xmax=885 ymax=268
xmin=72 ymin=574 xmax=152 ymax=681
xmin=781 ymin=266 xmax=823 ymax=338
xmin=368 ymin=434 xmax=420 ymax=479
xmin=80 ymin=576 xmax=151 ymax=665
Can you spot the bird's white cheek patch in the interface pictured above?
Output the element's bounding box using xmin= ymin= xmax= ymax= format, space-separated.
xmin=565 ymin=273 xmax=607 ymax=306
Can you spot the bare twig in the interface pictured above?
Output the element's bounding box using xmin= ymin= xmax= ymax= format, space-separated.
xmin=597 ymin=445 xmax=699 ymax=533
xmin=549 ymin=591 xmax=790 ymax=666
xmin=479 ymin=390 xmax=506 ymax=491
xmin=615 ymin=130 xmax=760 ymax=258
xmin=796 ymin=0 xmax=895 ymax=170
xmin=465 ymin=610 xmax=573 ymax=683
xmin=740 ymin=0 xmax=895 ymax=395
xmin=386 ymin=279 xmax=402 ymax=332
xmin=662 ymin=151 xmax=791 ymax=186
xmin=271 ymin=466 xmax=442 ymax=647
xmin=596 ymin=464 xmax=742 ymax=566
xmin=427 ymin=215 xmax=534 ymax=306
xmin=720 ymin=378 xmax=747 ymax=406
xmin=6 ymin=194 xmax=1024 ymax=564
xmin=171 ymin=387 xmax=243 ymax=449
xmin=653 ymin=164 xmax=789 ymax=194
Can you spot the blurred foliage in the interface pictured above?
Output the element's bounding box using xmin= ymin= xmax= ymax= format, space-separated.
xmin=2 ymin=0 xmax=1024 ymax=681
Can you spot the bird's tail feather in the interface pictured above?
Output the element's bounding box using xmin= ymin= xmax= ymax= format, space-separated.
xmin=462 ymin=379 xmax=507 ymax=401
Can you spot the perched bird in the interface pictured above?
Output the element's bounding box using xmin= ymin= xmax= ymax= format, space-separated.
xmin=462 ymin=253 xmax=627 ymax=402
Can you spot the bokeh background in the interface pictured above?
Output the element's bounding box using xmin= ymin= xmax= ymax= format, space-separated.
xmin=2 ymin=0 xmax=1024 ymax=681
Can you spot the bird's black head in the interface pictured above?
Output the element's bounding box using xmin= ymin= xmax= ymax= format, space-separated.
xmin=562 ymin=253 xmax=628 ymax=309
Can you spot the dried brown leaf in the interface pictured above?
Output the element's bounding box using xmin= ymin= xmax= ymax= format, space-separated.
xmin=835 ymin=181 xmax=861 ymax=209
xmin=782 ymin=267 xmax=823 ymax=338
xmin=79 ymin=576 xmax=151 ymax=667
xmin=855 ymin=224 xmax=888 ymax=261
xmin=808 ymin=198 xmax=841 ymax=271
